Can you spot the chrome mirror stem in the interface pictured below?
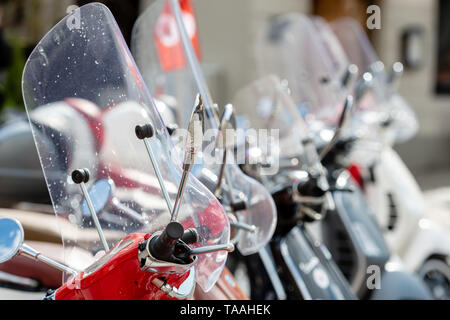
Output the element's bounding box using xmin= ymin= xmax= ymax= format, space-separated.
xmin=355 ymin=72 xmax=373 ymax=104
xmin=319 ymin=96 xmax=354 ymax=161
xmin=214 ymin=104 xmax=234 ymax=197
xmin=188 ymin=243 xmax=235 ymax=257
xmin=136 ymin=124 xmax=174 ymax=213
xmin=19 ymin=243 xmax=78 ymax=277
xmin=389 ymin=61 xmax=404 ymax=89
xmin=341 ymin=64 xmax=358 ymax=89
xmin=170 ymin=95 xmax=204 ymax=222
xmin=72 ymin=169 xmax=109 ymax=252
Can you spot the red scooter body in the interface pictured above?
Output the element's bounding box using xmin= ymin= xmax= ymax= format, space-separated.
xmin=55 ymin=233 xmax=189 ymax=300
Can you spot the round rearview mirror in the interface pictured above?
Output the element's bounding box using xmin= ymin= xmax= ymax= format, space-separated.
xmin=81 ymin=179 xmax=114 ymax=217
xmin=0 ymin=217 xmax=24 ymax=263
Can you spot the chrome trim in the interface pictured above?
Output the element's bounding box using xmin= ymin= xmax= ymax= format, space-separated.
xmin=80 ymin=182 xmax=109 ymax=251
xmin=151 ymin=267 xmax=196 ymax=299
xmin=143 ymin=137 xmax=174 ymax=213
xmin=18 ymin=244 xmax=78 ymax=277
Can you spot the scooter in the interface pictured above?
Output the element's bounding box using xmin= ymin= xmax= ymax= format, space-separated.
xmin=249 ymin=13 xmax=432 ymax=299
xmin=0 ymin=206 xmax=246 ymax=300
xmin=0 ymin=2 xmax=236 ymax=300
xmin=232 ymin=75 xmax=357 ymax=300
xmin=327 ymin=17 xmax=450 ymax=299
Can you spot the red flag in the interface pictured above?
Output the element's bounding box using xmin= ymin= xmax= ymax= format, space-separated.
xmin=154 ymin=0 xmax=201 ymax=72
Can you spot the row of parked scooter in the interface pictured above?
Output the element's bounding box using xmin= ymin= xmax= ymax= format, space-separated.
xmin=0 ymin=0 xmax=448 ymax=300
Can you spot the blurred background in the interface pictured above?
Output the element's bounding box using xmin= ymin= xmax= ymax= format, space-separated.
xmin=0 ymin=0 xmax=448 ymax=192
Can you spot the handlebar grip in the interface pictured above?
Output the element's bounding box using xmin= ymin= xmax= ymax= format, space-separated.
xmin=181 ymin=228 xmax=199 ymax=244
xmin=150 ymin=222 xmax=184 ymax=260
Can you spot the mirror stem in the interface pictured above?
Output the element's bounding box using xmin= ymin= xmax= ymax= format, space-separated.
xmin=19 ymin=244 xmax=78 ymax=277
xmin=355 ymin=72 xmax=373 ymax=104
xmin=341 ymin=64 xmax=358 ymax=89
xmin=72 ymin=169 xmax=109 ymax=252
xmin=170 ymin=96 xmax=204 ymax=222
xmin=80 ymin=182 xmax=110 ymax=252
xmin=188 ymin=243 xmax=235 ymax=257
xmin=170 ymin=169 xmax=190 ymax=222
xmin=389 ymin=61 xmax=404 ymax=90
xmin=319 ymin=96 xmax=354 ymax=161
xmin=214 ymin=150 xmax=227 ymax=198
xmin=143 ymin=138 xmax=174 ymax=213
xmin=136 ymin=124 xmax=174 ymax=214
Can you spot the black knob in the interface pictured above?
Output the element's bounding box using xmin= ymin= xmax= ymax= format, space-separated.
xmin=150 ymin=222 xmax=184 ymax=261
xmin=135 ymin=124 xmax=154 ymax=140
xmin=181 ymin=228 xmax=199 ymax=244
xmin=71 ymin=169 xmax=90 ymax=184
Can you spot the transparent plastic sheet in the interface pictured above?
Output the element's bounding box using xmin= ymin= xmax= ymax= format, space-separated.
xmin=131 ymin=0 xmax=276 ymax=256
xmin=255 ymin=13 xmax=347 ymax=131
xmin=22 ymin=3 xmax=229 ymax=292
xmin=232 ymin=75 xmax=335 ymax=217
xmin=330 ymin=18 xmax=419 ymax=143
xmin=307 ymin=19 xmax=382 ymax=166
xmin=232 ymin=75 xmax=309 ymax=174
xmin=330 ymin=18 xmax=379 ymax=77
xmin=312 ymin=16 xmax=350 ymax=84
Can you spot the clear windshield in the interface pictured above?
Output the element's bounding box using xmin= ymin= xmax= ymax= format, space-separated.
xmin=313 ymin=16 xmax=350 ymax=84
xmin=232 ymin=75 xmax=310 ymax=177
xmin=131 ymin=0 xmax=276 ymax=256
xmin=331 ymin=18 xmax=418 ymax=143
xmin=21 ymin=3 xmax=229 ymax=292
xmin=255 ymin=13 xmax=346 ymax=131
xmin=233 ymin=74 xmax=334 ymax=226
xmin=311 ymin=16 xmax=382 ymax=165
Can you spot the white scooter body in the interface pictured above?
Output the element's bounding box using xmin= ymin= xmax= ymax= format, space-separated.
xmin=364 ymin=146 xmax=450 ymax=273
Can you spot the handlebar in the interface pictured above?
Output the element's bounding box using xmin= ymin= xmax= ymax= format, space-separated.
xmin=149 ymin=222 xmax=184 ymax=261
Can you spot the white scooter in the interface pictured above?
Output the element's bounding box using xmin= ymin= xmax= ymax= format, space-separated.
xmin=327 ymin=17 xmax=450 ymax=299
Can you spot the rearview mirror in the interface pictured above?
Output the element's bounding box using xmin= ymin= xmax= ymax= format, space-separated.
xmin=81 ymin=179 xmax=114 ymax=217
xmin=0 ymin=217 xmax=24 ymax=263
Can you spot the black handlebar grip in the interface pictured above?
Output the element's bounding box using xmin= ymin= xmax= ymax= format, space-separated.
xmin=135 ymin=124 xmax=154 ymax=140
xmin=71 ymin=169 xmax=90 ymax=184
xmin=150 ymin=221 xmax=184 ymax=260
xmin=181 ymin=228 xmax=199 ymax=244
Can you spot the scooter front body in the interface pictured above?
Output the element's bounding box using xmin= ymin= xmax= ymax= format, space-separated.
xmin=322 ymin=170 xmax=390 ymax=296
xmin=271 ymin=225 xmax=356 ymax=300
xmin=54 ymin=233 xmax=191 ymax=300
